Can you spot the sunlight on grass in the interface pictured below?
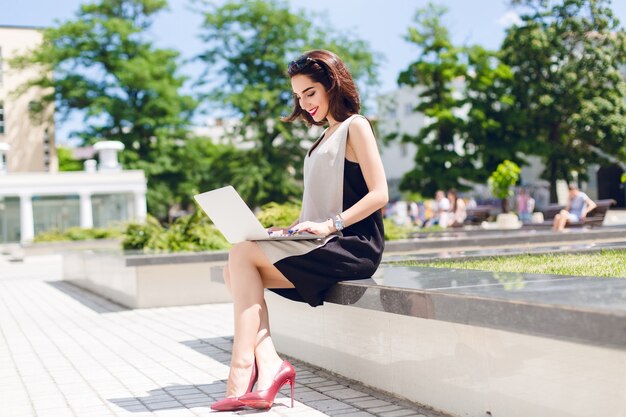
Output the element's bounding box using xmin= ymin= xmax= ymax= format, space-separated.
xmin=399 ymin=250 xmax=626 ymax=278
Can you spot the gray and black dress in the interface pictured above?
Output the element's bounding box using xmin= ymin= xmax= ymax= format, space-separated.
xmin=257 ymin=114 xmax=384 ymax=307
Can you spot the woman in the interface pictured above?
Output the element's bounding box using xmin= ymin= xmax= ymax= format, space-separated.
xmin=446 ymin=188 xmax=467 ymax=227
xmin=212 ymin=50 xmax=388 ymax=411
xmin=552 ymin=184 xmax=596 ymax=231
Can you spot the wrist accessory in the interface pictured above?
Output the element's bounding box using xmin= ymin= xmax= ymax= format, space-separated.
xmin=333 ymin=214 xmax=345 ymax=231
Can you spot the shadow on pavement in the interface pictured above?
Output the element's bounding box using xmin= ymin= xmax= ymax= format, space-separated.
xmin=45 ymin=280 xmax=127 ymax=314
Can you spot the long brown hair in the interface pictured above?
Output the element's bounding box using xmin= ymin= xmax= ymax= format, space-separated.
xmin=283 ymin=50 xmax=360 ymax=126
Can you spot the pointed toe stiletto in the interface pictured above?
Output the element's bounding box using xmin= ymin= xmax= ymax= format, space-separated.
xmin=211 ymin=361 xmax=258 ymax=412
xmin=210 ymin=397 xmax=246 ymax=412
xmin=239 ymin=360 xmax=296 ymax=410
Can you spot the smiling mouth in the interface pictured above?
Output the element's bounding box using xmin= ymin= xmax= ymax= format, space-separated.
xmin=309 ymin=107 xmax=318 ymax=117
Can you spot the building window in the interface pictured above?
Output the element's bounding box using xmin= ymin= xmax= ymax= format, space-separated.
xmin=0 ymin=102 xmax=4 ymax=135
xmin=405 ymin=103 xmax=414 ymax=116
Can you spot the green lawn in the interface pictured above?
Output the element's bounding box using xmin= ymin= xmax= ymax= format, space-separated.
xmin=398 ymin=249 xmax=626 ymax=278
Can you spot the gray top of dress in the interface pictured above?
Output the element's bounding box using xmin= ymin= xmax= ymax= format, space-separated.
xmin=255 ymin=114 xmax=363 ymax=264
xmin=300 ymin=114 xmax=361 ymax=223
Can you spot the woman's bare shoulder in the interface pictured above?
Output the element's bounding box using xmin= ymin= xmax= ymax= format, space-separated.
xmin=347 ymin=115 xmax=374 ymax=140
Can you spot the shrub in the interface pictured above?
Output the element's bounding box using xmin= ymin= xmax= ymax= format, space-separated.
xmin=256 ymin=201 xmax=301 ymax=228
xmin=122 ymin=212 xmax=230 ymax=252
xmin=488 ymin=160 xmax=520 ymax=213
xmin=34 ymin=226 xmax=123 ymax=243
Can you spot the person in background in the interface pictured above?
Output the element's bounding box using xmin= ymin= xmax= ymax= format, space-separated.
xmin=516 ymin=188 xmax=534 ymax=222
xmin=408 ymin=201 xmax=419 ymax=226
xmin=552 ymin=184 xmax=597 ymax=231
xmin=426 ymin=190 xmax=450 ymax=227
xmin=447 ymin=189 xmax=467 ymax=227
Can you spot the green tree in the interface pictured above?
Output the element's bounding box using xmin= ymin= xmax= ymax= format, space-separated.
xmin=196 ymin=0 xmax=379 ymax=207
xmin=11 ymin=0 xmax=197 ymax=218
xmin=502 ymin=0 xmax=626 ymax=202
xmin=56 ymin=146 xmax=84 ymax=171
xmin=396 ymin=3 xmax=475 ymax=197
xmin=462 ymin=45 xmax=527 ymax=178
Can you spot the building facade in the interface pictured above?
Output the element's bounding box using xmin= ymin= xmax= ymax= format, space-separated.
xmin=0 ymin=25 xmax=57 ymax=173
xmin=0 ymin=26 xmax=148 ymax=243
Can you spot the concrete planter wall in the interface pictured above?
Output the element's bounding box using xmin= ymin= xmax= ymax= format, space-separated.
xmin=63 ymin=250 xmax=230 ymax=308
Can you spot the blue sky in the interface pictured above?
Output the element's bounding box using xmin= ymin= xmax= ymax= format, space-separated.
xmin=2 ymin=0 xmax=626 ymax=144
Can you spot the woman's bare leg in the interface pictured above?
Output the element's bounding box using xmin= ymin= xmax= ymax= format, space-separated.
xmin=555 ymin=210 xmax=569 ymax=231
xmin=224 ymin=242 xmax=294 ymax=396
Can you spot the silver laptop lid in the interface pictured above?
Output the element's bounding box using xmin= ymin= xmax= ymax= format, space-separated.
xmin=193 ymin=186 xmax=319 ymax=244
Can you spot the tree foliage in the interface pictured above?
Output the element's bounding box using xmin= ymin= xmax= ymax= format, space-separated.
xmin=10 ymin=0 xmax=197 ymax=218
xmin=56 ymin=146 xmax=84 ymax=171
xmin=502 ymin=0 xmax=626 ymax=201
xmin=396 ymin=3 xmax=471 ymax=197
xmin=462 ymin=46 xmax=526 ymax=177
xmin=195 ymin=0 xmax=379 ymax=207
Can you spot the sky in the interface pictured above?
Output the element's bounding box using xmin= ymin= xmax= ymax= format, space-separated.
xmin=2 ymin=0 xmax=626 ymax=144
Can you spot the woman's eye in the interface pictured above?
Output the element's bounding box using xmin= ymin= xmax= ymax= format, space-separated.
xmin=307 ymin=92 xmax=315 ymax=97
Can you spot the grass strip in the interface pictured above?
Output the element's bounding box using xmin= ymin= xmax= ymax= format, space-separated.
xmin=396 ymin=249 xmax=626 ymax=278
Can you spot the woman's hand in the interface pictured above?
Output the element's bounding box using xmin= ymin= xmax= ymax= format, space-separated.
xmin=290 ymin=220 xmax=334 ymax=236
xmin=266 ymin=226 xmax=289 ymax=236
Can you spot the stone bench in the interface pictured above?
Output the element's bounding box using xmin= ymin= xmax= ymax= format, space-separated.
xmin=63 ymin=250 xmax=232 ymax=308
xmin=253 ymin=266 xmax=626 ymax=417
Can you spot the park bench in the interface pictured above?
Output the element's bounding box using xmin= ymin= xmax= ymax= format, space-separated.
xmin=532 ymin=199 xmax=616 ymax=228
xmin=462 ymin=205 xmax=492 ymax=225
xmin=448 ymin=205 xmax=493 ymax=227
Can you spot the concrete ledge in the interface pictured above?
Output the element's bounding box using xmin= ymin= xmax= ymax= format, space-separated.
xmin=254 ymin=266 xmax=626 ymax=417
xmin=63 ymin=250 xmax=230 ymax=308
xmin=267 ymin=292 xmax=626 ymax=417
xmin=208 ymin=265 xmax=626 ymax=350
xmin=125 ymin=250 xmax=229 ymax=266
xmin=390 ymin=226 xmax=626 ymax=252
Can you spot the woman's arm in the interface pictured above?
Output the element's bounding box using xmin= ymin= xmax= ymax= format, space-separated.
xmin=582 ymin=195 xmax=597 ymax=218
xmin=338 ymin=117 xmax=389 ymax=228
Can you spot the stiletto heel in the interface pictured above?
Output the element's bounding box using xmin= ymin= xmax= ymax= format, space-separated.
xmin=239 ymin=360 xmax=296 ymax=409
xmin=210 ymin=360 xmax=258 ymax=411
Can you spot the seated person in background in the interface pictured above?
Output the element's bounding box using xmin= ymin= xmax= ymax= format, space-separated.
xmin=425 ymin=190 xmax=450 ymax=227
xmin=516 ymin=188 xmax=535 ymax=222
xmin=447 ymin=189 xmax=467 ymax=227
xmin=553 ymin=184 xmax=597 ymax=231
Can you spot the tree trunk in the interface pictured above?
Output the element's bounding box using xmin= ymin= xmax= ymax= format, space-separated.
xmin=548 ymin=124 xmax=559 ymax=203
xmin=501 ymin=198 xmax=509 ymax=214
xmin=549 ymin=159 xmax=558 ymax=204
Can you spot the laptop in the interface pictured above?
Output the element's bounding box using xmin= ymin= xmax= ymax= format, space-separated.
xmin=193 ymin=186 xmax=321 ymax=244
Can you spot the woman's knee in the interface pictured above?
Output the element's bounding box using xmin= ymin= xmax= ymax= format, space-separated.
xmin=229 ymin=241 xmax=260 ymax=264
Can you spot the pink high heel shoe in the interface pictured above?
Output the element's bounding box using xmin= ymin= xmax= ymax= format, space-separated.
xmin=210 ymin=361 xmax=258 ymax=411
xmin=239 ymin=360 xmax=296 ymax=409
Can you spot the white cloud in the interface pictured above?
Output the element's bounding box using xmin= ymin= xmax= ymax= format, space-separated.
xmin=497 ymin=11 xmax=523 ymax=27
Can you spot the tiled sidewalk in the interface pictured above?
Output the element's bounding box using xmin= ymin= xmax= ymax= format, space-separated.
xmin=0 ymin=255 xmax=446 ymax=417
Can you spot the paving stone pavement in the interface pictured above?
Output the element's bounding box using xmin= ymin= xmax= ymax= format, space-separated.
xmin=0 ymin=254 xmax=449 ymax=417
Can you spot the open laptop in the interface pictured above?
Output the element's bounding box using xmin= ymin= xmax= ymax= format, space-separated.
xmin=193 ymin=186 xmax=321 ymax=244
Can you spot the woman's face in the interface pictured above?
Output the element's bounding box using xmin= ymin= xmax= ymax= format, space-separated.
xmin=291 ymin=74 xmax=332 ymax=123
